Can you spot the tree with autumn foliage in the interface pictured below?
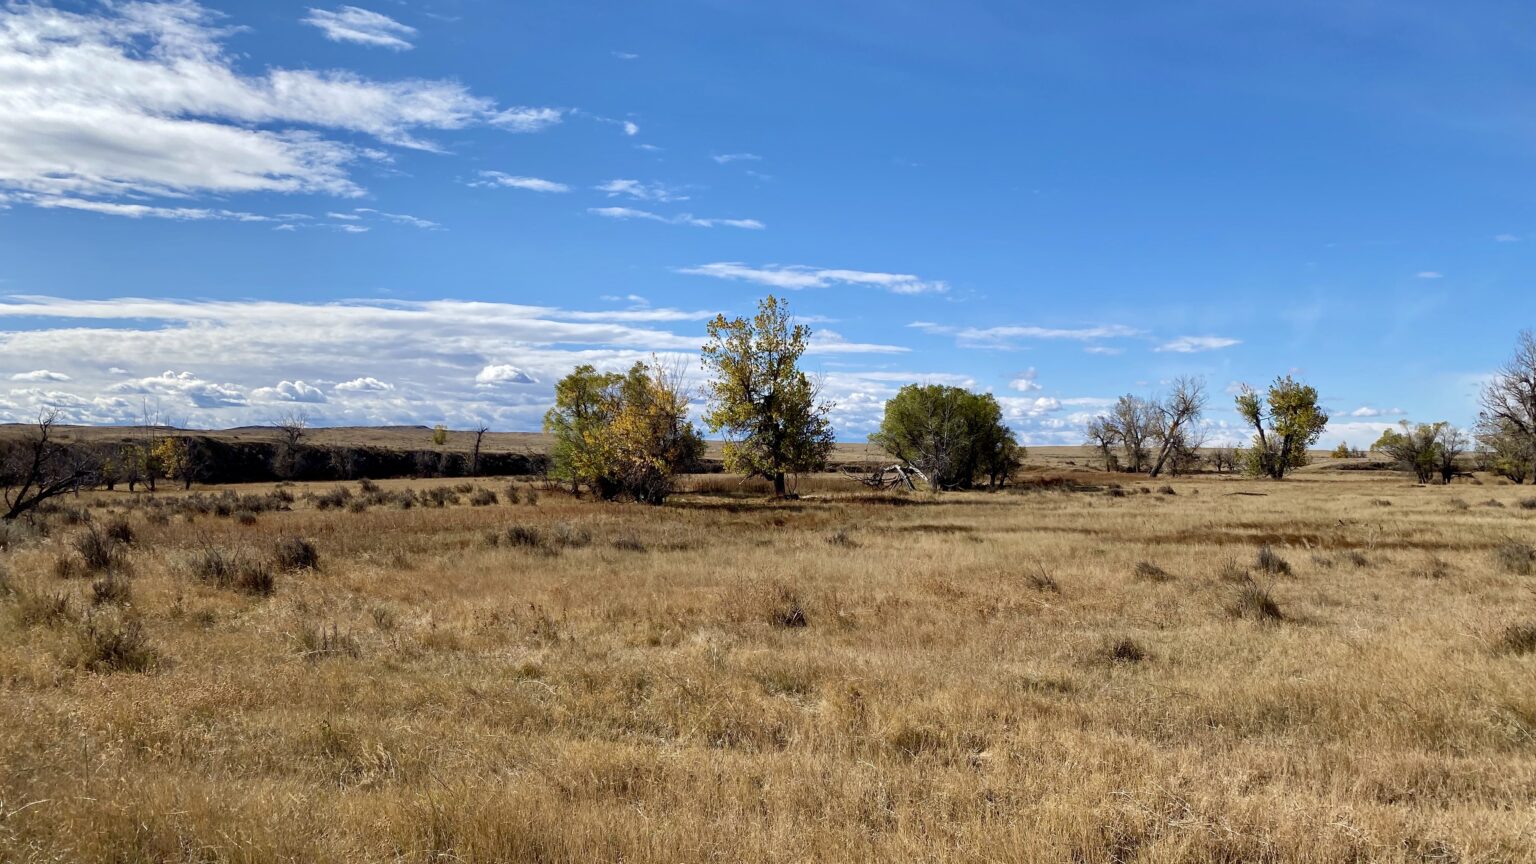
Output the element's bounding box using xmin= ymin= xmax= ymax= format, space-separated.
xmin=543 ymin=360 xmax=704 ymax=503
xmin=700 ymin=296 xmax=836 ymax=497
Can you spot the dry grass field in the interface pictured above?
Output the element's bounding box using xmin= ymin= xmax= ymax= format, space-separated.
xmin=2 ymin=464 xmax=1535 ymax=862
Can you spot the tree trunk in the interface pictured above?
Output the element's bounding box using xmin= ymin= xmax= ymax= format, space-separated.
xmin=772 ymin=472 xmax=786 ymax=497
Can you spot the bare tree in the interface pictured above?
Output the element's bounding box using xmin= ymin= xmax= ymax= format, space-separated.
xmin=1435 ymin=424 xmax=1468 ymax=484
xmin=274 ymin=411 xmax=309 ymax=448
xmin=2 ymin=412 xmax=97 ymax=520
xmin=1149 ymin=376 xmax=1207 ymax=477
xmin=1478 ymin=330 xmax=1536 ymax=483
xmin=1209 ymin=445 xmax=1239 ymax=474
xmin=1111 ymin=394 xmax=1157 ymax=473
xmin=470 ymin=424 xmax=490 ymax=476
xmin=1085 ymin=416 xmax=1121 ymax=472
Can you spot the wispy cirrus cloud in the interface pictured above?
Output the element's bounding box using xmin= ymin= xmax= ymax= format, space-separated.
xmin=588 ymin=208 xmax=764 ymax=229
xmin=302 ymin=5 xmax=416 ymax=50
xmin=596 ymin=179 xmax=688 ymax=202
xmin=909 ymin=321 xmax=1142 ymax=349
xmin=681 ymin=263 xmax=947 ymax=295
xmin=712 ymin=153 xmax=762 ymax=164
xmin=473 ymin=172 xmax=571 ymax=193
xmin=1154 ymin=335 xmax=1241 ymax=353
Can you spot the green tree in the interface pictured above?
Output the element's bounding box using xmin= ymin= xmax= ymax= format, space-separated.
xmin=701 ymin=296 xmax=836 ymax=497
xmin=1373 ymin=422 xmax=1442 ymax=484
xmin=870 ymin=385 xmax=1022 ymax=490
xmin=543 ymin=361 xmax=703 ymax=503
xmin=1235 ymin=376 xmax=1329 ymax=479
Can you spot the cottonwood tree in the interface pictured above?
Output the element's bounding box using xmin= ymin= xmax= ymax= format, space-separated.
xmin=1148 ymin=376 xmax=1207 ymax=477
xmin=272 ymin=411 xmax=309 ymax=480
xmin=1235 ymin=376 xmax=1329 ymax=479
xmin=1477 ymin=330 xmax=1536 ymax=483
xmin=701 ymin=296 xmax=836 ymax=497
xmin=1110 ymin=395 xmax=1157 ymax=473
xmin=1373 ymin=422 xmax=1445 ymax=484
xmin=154 ymin=436 xmax=207 ymax=490
xmin=1475 ymin=418 xmax=1534 ymax=483
xmin=1085 ymin=416 xmax=1121 ymax=472
xmin=470 ymin=424 xmax=490 ymax=476
xmin=870 ymin=385 xmax=1023 ymax=490
xmin=544 ymin=360 xmax=704 ymax=503
xmin=2 ymin=412 xmax=97 ymax=520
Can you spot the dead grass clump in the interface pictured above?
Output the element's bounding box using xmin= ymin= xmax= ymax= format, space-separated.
xmin=103 ymin=517 xmax=135 ymax=546
xmin=0 ymin=563 xmax=11 ymax=598
xmin=275 ymin=536 xmax=320 ymax=571
xmin=235 ymin=510 xmax=259 ymax=525
xmin=1371 ymin=498 xmax=1393 ymax=507
xmin=1481 ymin=498 xmax=1506 ymax=509
xmin=825 ymin=529 xmax=857 ymax=547
xmin=72 ymin=524 xmax=127 ymax=574
xmin=1411 ymin=555 xmax=1453 ymax=580
xmin=1255 ymin=545 xmax=1292 ymax=577
xmin=15 ymin=590 xmax=73 ymax=628
xmin=1344 ymin=550 xmax=1370 ymax=568
xmin=1495 ymin=623 xmax=1536 ymax=656
xmin=1025 ymin=563 xmax=1060 ymax=593
xmin=494 ymin=524 xmax=547 ymax=551
xmin=610 ymin=534 xmax=647 ymax=552
xmin=1216 ymin=557 xmax=1249 ymax=582
xmin=1157 ymin=485 xmax=1176 ymax=496
xmin=1493 ymin=539 xmax=1536 ymax=575
xmin=1229 ymin=579 xmax=1284 ymax=624
xmin=192 ymin=547 xmax=277 ymax=596
xmin=1132 ymin=560 xmax=1171 ymax=582
xmin=73 ymin=610 xmax=158 ymax=673
xmin=749 ymin=582 xmax=808 ymax=628
xmin=298 ymin=622 xmax=360 ymax=660
xmin=1105 ymin=485 xmax=1127 ymax=498
xmin=468 ymin=487 xmax=498 ymax=507
xmin=1448 ymin=498 xmax=1470 ymax=511
xmin=1106 ymin=637 xmax=1148 ymax=663
xmin=90 ymin=573 xmax=132 ymax=607
xmin=551 ymin=522 xmax=592 ymax=549
xmin=1519 ymin=497 xmax=1536 ymax=510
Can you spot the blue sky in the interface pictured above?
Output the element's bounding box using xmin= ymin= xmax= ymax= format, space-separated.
xmin=1 ymin=0 xmax=1532 ymax=445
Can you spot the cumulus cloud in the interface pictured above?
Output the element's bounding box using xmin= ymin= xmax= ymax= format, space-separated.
xmin=474 ymin=172 xmax=570 ymax=193
xmin=589 ymin=208 xmax=764 ymax=229
xmin=252 ymin=380 xmax=328 ymax=403
xmin=335 ymin=377 xmax=394 ymax=392
xmin=10 ymin=369 xmax=71 ymax=382
xmin=107 ymin=370 xmax=247 ymax=408
xmin=0 ymin=1 xmax=563 ymax=214
xmin=302 ymin=6 xmax=416 ymax=50
xmin=682 ymin=263 xmax=947 ymax=295
xmin=1154 ymin=335 xmax=1241 ymax=353
xmin=475 ymin=365 xmax=537 ymax=386
xmin=1009 ymin=368 xmax=1041 ymax=392
xmin=1350 ymin=406 xmax=1404 ymax=418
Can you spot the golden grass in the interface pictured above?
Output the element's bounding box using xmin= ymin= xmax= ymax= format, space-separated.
xmin=1 ymin=471 xmax=1535 ymax=862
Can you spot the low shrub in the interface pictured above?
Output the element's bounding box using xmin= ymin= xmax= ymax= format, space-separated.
xmin=1107 ymin=638 xmax=1147 ymax=663
xmin=1255 ymin=545 xmax=1292 ymax=577
xmin=1132 ymin=561 xmax=1171 ymax=582
xmin=468 ymin=487 xmax=498 ymax=507
xmin=274 ymin=536 xmax=320 ymax=571
xmin=90 ymin=574 xmax=132 ymax=607
xmin=1494 ymin=539 xmax=1536 ymax=575
xmin=1229 ymin=579 xmax=1284 ymax=623
xmin=1496 ymin=622 xmax=1536 ymax=656
xmin=73 ymin=611 xmax=158 ymax=673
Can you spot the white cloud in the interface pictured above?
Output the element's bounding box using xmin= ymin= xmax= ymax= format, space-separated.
xmin=1415 ymin=271 xmax=1444 ymax=279
xmin=0 ymin=296 xmax=716 ymax=427
xmin=612 ymin=51 xmax=639 ymax=60
xmin=489 ymin=107 xmax=566 ymax=133
xmin=475 ymin=365 xmax=537 ymax=386
xmin=596 ymin=179 xmax=688 ymax=202
xmin=910 ymin=321 xmax=1141 ymax=349
xmin=32 ymin=197 xmax=277 ymax=222
xmin=0 ymin=1 xmax=562 ymax=213
xmin=352 ymin=208 xmax=439 ymax=229
xmin=622 ymin=121 xmax=639 ymax=136
xmin=806 ymin=330 xmax=909 ymax=355
xmin=335 ymin=377 xmax=394 ymax=393
xmin=474 ymin=171 xmax=570 ymax=193
xmin=107 ymin=370 xmax=247 ymax=408
xmin=1154 ymin=335 xmax=1241 ymax=353
xmin=1350 ymin=406 xmax=1405 ymax=418
xmin=1009 ymin=368 xmax=1041 ymax=392
xmin=713 ymin=153 xmax=762 ymax=164
xmin=252 ymin=380 xmax=328 ymax=403
xmin=10 ymin=370 xmax=70 ymax=382
xmin=1083 ymin=345 xmax=1124 ymax=356
xmin=588 ymin=208 xmax=764 ymax=230
xmin=682 ymin=263 xmax=946 ymax=295
xmin=302 ymin=6 xmax=416 ymax=50
xmin=1495 ymin=233 xmax=1520 ymax=243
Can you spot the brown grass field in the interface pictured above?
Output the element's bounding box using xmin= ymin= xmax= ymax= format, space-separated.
xmin=2 ymin=460 xmax=1535 ymax=862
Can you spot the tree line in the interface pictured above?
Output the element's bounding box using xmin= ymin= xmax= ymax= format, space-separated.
xmin=8 ymin=301 xmax=1536 ymax=518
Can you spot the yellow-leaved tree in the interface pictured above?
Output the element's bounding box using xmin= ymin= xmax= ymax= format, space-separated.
xmin=701 ymin=295 xmax=835 ymax=497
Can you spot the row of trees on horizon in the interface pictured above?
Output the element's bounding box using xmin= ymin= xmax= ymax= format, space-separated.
xmin=7 ymin=297 xmax=1536 ymax=515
